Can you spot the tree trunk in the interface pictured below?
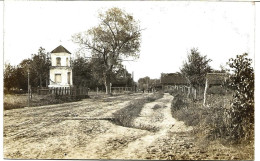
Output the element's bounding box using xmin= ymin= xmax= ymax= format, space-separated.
xmin=105 ymin=74 xmax=111 ymax=94
xmin=40 ymin=75 xmax=42 ymax=88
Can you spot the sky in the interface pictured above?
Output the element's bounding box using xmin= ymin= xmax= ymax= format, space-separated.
xmin=3 ymin=1 xmax=255 ymax=81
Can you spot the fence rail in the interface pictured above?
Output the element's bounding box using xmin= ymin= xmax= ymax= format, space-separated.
xmin=38 ymin=87 xmax=88 ymax=98
xmin=111 ymin=87 xmax=133 ymax=93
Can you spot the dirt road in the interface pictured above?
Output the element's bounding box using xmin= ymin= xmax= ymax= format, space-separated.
xmin=4 ymin=93 xmax=242 ymax=159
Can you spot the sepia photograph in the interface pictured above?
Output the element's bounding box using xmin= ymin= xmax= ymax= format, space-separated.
xmin=2 ymin=1 xmax=256 ymax=160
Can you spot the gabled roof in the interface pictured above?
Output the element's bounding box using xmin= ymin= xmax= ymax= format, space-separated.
xmin=51 ymin=45 xmax=71 ymax=54
xmin=206 ymin=73 xmax=228 ymax=85
xmin=161 ymin=73 xmax=188 ymax=85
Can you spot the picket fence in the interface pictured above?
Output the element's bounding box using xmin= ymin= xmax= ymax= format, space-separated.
xmin=38 ymin=87 xmax=88 ymax=98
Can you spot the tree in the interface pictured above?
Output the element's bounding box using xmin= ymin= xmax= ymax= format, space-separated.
xmin=180 ymin=48 xmax=212 ymax=89
xmin=138 ymin=76 xmax=150 ymax=90
xmin=72 ymin=57 xmax=100 ymax=88
xmin=17 ymin=59 xmax=32 ymax=90
xmin=4 ymin=63 xmax=17 ymax=91
xmin=72 ymin=7 xmax=142 ymax=94
xmin=111 ymin=64 xmax=133 ymax=87
xmin=30 ymin=47 xmax=51 ymax=87
xmin=227 ymin=53 xmax=254 ymax=141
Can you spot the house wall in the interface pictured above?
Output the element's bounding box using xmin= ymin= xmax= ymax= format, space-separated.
xmin=49 ymin=52 xmax=73 ymax=88
xmin=49 ymin=68 xmax=73 ymax=87
xmin=51 ymin=52 xmax=71 ymax=66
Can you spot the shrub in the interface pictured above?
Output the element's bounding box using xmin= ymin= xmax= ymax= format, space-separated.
xmin=227 ymin=53 xmax=254 ymax=142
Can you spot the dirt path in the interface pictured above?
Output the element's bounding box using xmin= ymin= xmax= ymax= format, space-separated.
xmin=4 ymin=93 xmax=243 ymax=159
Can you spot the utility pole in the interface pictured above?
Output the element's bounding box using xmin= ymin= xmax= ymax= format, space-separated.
xmin=125 ymin=65 xmax=127 ymax=91
xmin=132 ymin=71 xmax=134 ymax=92
xmin=28 ymin=68 xmax=30 ymax=107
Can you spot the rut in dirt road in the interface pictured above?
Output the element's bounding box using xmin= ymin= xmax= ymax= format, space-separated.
xmin=101 ymin=93 xmax=194 ymax=159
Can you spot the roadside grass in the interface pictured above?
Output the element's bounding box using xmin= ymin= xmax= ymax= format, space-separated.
xmin=4 ymin=94 xmax=81 ymax=110
xmin=169 ymin=89 xmax=254 ymax=159
xmin=111 ymin=92 xmax=164 ymax=131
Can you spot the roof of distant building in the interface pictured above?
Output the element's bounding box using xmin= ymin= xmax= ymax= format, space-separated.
xmin=206 ymin=73 xmax=228 ymax=85
xmin=51 ymin=45 xmax=71 ymax=54
xmin=160 ymin=73 xmax=188 ymax=85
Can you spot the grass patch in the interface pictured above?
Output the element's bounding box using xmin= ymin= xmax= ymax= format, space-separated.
xmin=111 ymin=92 xmax=164 ymax=129
xmin=170 ymin=92 xmax=254 ymax=144
xmin=4 ymin=94 xmax=83 ymax=110
xmin=170 ymin=92 xmax=254 ymax=159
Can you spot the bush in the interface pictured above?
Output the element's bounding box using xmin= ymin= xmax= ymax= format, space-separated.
xmin=170 ymin=93 xmax=235 ymax=142
xmin=228 ymin=53 xmax=254 ymax=142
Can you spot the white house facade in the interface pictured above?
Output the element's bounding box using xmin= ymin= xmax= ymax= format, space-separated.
xmin=48 ymin=45 xmax=73 ymax=88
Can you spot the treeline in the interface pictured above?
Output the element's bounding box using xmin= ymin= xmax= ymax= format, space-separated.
xmin=72 ymin=56 xmax=134 ymax=90
xmin=4 ymin=47 xmax=134 ymax=93
xmin=4 ymin=47 xmax=51 ymax=92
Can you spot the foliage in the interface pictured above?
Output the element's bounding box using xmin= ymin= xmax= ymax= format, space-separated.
xmin=72 ymin=7 xmax=142 ymax=94
xmin=138 ymin=76 xmax=150 ymax=89
xmin=30 ymin=47 xmax=51 ymax=87
xmin=72 ymin=57 xmax=100 ymax=88
xmin=171 ymin=53 xmax=254 ymax=144
xmin=72 ymin=56 xmax=133 ymax=89
xmin=180 ymin=48 xmax=212 ymax=88
xmin=227 ymin=53 xmax=254 ymax=141
xmin=4 ymin=47 xmax=50 ymax=92
xmin=4 ymin=63 xmax=17 ymax=91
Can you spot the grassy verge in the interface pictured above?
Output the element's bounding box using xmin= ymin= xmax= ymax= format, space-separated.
xmin=169 ymin=89 xmax=254 ymax=159
xmin=4 ymin=94 xmax=83 ymax=110
xmin=111 ymin=92 xmax=164 ymax=129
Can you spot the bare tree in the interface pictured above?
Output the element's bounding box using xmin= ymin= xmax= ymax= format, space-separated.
xmin=72 ymin=7 xmax=142 ymax=94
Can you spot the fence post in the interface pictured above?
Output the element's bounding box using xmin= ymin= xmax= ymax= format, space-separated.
xmin=194 ymin=89 xmax=197 ymax=99
xmin=203 ymin=79 xmax=208 ymax=106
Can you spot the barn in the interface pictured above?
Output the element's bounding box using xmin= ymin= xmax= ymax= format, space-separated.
xmin=160 ymin=73 xmax=188 ymax=91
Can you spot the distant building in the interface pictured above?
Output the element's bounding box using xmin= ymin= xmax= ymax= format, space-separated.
xmin=48 ymin=45 xmax=73 ymax=88
xmin=160 ymin=73 xmax=188 ymax=90
xmin=205 ymin=73 xmax=228 ymax=86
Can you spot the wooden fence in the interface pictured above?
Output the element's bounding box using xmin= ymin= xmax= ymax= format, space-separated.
xmin=111 ymin=87 xmax=133 ymax=93
xmin=38 ymin=87 xmax=88 ymax=98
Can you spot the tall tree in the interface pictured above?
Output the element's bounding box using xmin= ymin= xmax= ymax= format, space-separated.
xmin=30 ymin=47 xmax=51 ymax=87
xmin=180 ymin=48 xmax=212 ymax=88
xmin=72 ymin=7 xmax=142 ymax=94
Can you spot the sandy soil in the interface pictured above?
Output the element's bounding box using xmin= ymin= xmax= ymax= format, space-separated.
xmin=4 ymin=93 xmax=249 ymax=159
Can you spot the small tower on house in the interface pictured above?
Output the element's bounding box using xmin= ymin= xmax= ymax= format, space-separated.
xmin=48 ymin=45 xmax=73 ymax=87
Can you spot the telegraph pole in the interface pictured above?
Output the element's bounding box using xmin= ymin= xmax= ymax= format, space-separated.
xmin=28 ymin=69 xmax=30 ymax=107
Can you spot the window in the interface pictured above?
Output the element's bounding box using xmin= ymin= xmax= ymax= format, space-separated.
xmin=55 ymin=74 xmax=61 ymax=83
xmin=66 ymin=58 xmax=69 ymax=66
xmin=67 ymin=72 xmax=71 ymax=84
xmin=56 ymin=57 xmax=61 ymax=66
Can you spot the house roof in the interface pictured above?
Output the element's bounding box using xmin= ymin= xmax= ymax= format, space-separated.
xmin=51 ymin=45 xmax=71 ymax=54
xmin=206 ymin=73 xmax=228 ymax=85
xmin=160 ymin=73 xmax=188 ymax=85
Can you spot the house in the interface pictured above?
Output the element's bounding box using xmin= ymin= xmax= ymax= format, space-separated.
xmin=48 ymin=45 xmax=73 ymax=88
xmin=160 ymin=73 xmax=188 ymax=90
xmin=205 ymin=73 xmax=228 ymax=87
